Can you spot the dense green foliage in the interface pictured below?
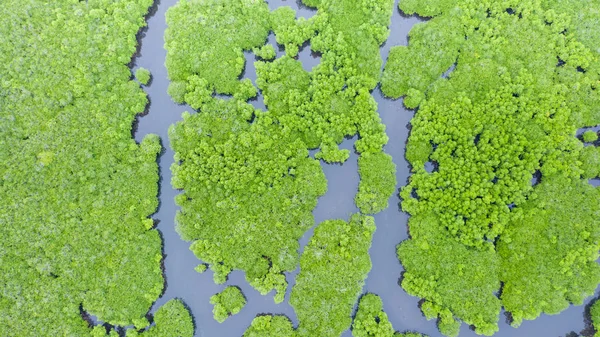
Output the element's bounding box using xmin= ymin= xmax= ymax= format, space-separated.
xmin=125 ymin=299 xmax=194 ymax=337
xmin=167 ymin=0 xmax=320 ymax=302
xmin=165 ymin=0 xmax=271 ymax=96
xmin=170 ymin=100 xmax=326 ymax=301
xmin=243 ymin=315 xmax=297 ymax=337
xmin=384 ymin=0 xmax=600 ymax=335
xmin=352 ymin=294 xmax=427 ymax=337
xmin=136 ymin=67 xmax=151 ymax=86
xmin=254 ymin=44 xmax=277 ymax=61
xmin=381 ymin=14 xmax=462 ymax=106
xmin=352 ymin=294 xmax=395 ymax=337
xmin=583 ymin=130 xmax=598 ymax=143
xmin=498 ymin=178 xmax=600 ymax=326
xmin=291 ymin=215 xmax=375 ymax=337
xmin=210 ymin=286 xmax=247 ymax=323
xmin=356 ymin=152 xmax=397 ymax=214
xmin=166 ymin=0 xmax=397 ymax=308
xmin=592 ymin=299 xmax=600 ymax=337
xmin=241 ymin=216 xmax=382 ymax=337
xmin=399 ymin=213 xmax=499 ymax=336
xmin=257 ymin=0 xmax=396 ymax=163
xmin=0 ymin=0 xmax=193 ymax=336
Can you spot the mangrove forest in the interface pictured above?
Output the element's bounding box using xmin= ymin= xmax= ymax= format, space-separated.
xmin=2 ymin=0 xmax=600 ymax=336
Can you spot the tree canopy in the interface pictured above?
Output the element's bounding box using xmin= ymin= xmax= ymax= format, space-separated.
xmin=352 ymin=294 xmax=396 ymax=337
xmin=244 ymin=315 xmax=298 ymax=337
xmin=291 ymin=215 xmax=376 ymax=337
xmin=0 ymin=0 xmax=192 ymax=336
xmin=592 ymin=299 xmax=600 ymax=337
xmin=210 ymin=286 xmax=247 ymax=323
xmin=124 ymin=299 xmax=194 ymax=337
xmin=136 ymin=67 xmax=152 ymax=86
xmin=166 ymin=0 xmax=397 ymax=310
xmin=352 ymin=294 xmax=428 ymax=337
xmin=384 ymin=0 xmax=600 ymax=335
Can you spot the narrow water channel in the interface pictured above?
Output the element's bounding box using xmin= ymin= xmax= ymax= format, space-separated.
xmin=132 ymin=0 xmax=598 ymax=336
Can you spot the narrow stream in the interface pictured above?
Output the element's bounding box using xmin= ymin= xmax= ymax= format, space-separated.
xmin=131 ymin=0 xmax=598 ymax=336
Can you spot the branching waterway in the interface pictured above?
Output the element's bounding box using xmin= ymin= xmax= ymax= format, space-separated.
xmin=133 ymin=0 xmax=599 ymax=336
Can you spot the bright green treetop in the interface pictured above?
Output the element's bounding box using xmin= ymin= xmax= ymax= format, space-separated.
xmin=125 ymin=300 xmax=195 ymax=337
xmin=592 ymin=299 xmax=600 ymax=337
xmin=0 ymin=0 xmax=192 ymax=335
xmin=244 ymin=315 xmax=298 ymax=337
xmin=352 ymin=294 xmax=395 ymax=337
xmin=583 ymin=130 xmax=598 ymax=143
xmin=291 ymin=214 xmax=376 ymax=337
xmin=352 ymin=293 xmax=429 ymax=337
xmin=136 ymin=67 xmax=151 ymax=85
xmin=385 ymin=0 xmax=600 ymax=335
xmin=167 ymin=0 xmax=397 ymax=308
xmin=210 ymin=286 xmax=247 ymax=323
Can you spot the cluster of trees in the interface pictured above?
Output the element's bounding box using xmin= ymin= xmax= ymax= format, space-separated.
xmin=265 ymin=0 xmax=399 ymax=212
xmin=253 ymin=44 xmax=277 ymax=61
xmin=270 ymin=6 xmax=316 ymax=57
xmin=170 ymin=99 xmax=327 ymax=301
xmin=352 ymin=294 xmax=396 ymax=337
xmin=166 ymin=0 xmax=320 ymax=303
xmin=0 ymin=0 xmax=193 ymax=336
xmin=291 ymin=215 xmax=375 ymax=336
xmin=593 ymin=300 xmax=600 ymax=337
xmin=498 ymin=177 xmax=600 ymax=326
xmin=583 ymin=130 xmax=599 ymax=143
xmin=165 ymin=0 xmax=271 ymax=98
xmin=383 ymin=0 xmax=600 ymax=335
xmin=356 ymin=152 xmax=397 ymax=214
xmin=244 ymin=315 xmax=297 ymax=337
xmin=353 ymin=294 xmax=426 ymax=337
xmin=210 ymin=286 xmax=247 ymax=323
xmin=242 ymin=215 xmax=381 ymax=337
xmin=123 ymin=300 xmax=194 ymax=337
xmin=166 ymin=0 xmax=398 ymax=323
xmin=381 ymin=13 xmax=462 ymax=107
xmin=244 ymin=289 xmax=430 ymax=337
xmin=136 ymin=67 xmax=152 ymax=86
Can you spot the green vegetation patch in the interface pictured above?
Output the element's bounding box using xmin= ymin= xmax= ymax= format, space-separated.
xmin=384 ymin=0 xmax=600 ymax=335
xmin=125 ymin=299 xmax=194 ymax=337
xmin=583 ymin=130 xmax=599 ymax=143
xmin=258 ymin=0 xmax=395 ymax=163
xmin=136 ymin=67 xmax=151 ymax=86
xmin=244 ymin=315 xmax=297 ymax=337
xmin=356 ymin=152 xmax=397 ymax=214
xmin=170 ymin=100 xmax=326 ymax=301
xmin=166 ymin=0 xmax=397 ymax=307
xmin=254 ymin=44 xmax=277 ymax=61
xmin=351 ymin=292 xmax=430 ymax=337
xmin=291 ymin=215 xmax=376 ymax=337
xmin=592 ymin=299 xmax=600 ymax=337
xmin=165 ymin=0 xmax=271 ymax=96
xmin=352 ymin=294 xmax=395 ymax=337
xmin=498 ymin=177 xmax=600 ymax=326
xmin=0 ymin=0 xmax=192 ymax=336
xmin=210 ymin=286 xmax=247 ymax=323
